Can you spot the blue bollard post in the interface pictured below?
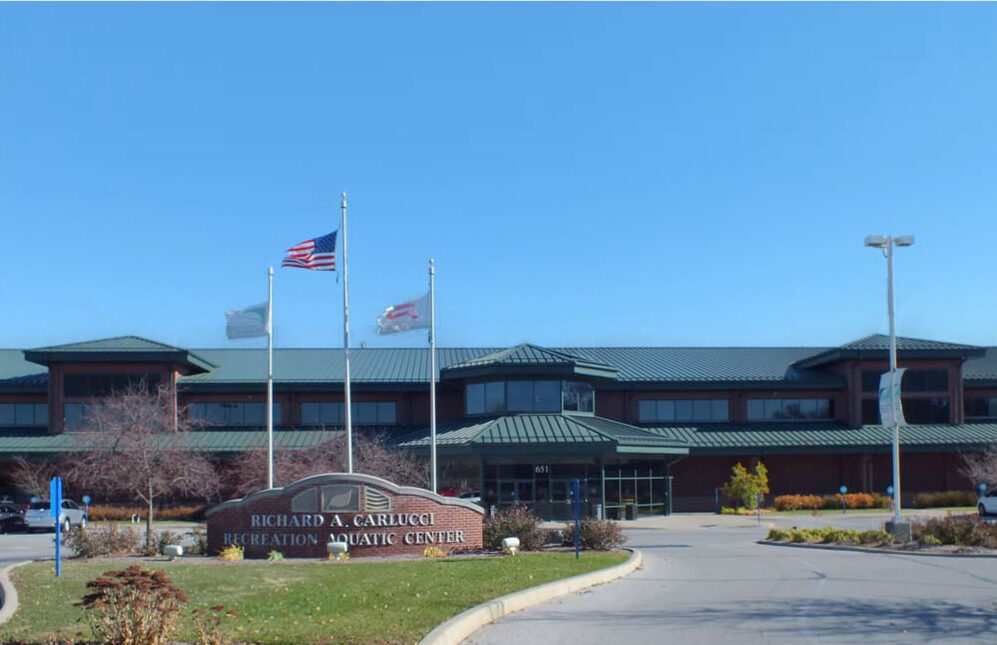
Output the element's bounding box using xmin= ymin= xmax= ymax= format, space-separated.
xmin=50 ymin=476 xmax=62 ymax=578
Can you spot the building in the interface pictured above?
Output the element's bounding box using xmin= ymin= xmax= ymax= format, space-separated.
xmin=2 ymin=333 xmax=996 ymax=516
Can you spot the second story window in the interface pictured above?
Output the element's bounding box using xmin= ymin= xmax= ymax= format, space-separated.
xmin=966 ymin=396 xmax=997 ymax=419
xmin=188 ymin=402 xmax=282 ymax=426
xmin=465 ymin=381 xmax=595 ymax=416
xmin=746 ymin=398 xmax=833 ymax=421
xmin=0 ymin=403 xmax=47 ymax=427
xmin=638 ymin=399 xmax=730 ymax=423
xmin=64 ymin=373 xmax=160 ymax=397
xmin=861 ymin=369 xmax=950 ymax=424
xmin=300 ymin=401 xmax=397 ymax=426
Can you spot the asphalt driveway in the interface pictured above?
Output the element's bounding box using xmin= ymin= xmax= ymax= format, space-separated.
xmin=467 ymin=515 xmax=997 ymax=644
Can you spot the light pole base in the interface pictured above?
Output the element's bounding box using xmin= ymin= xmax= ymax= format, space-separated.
xmin=885 ymin=519 xmax=912 ymax=543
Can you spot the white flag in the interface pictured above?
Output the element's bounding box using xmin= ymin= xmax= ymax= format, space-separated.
xmin=376 ymin=292 xmax=431 ymax=335
xmin=225 ymin=303 xmax=269 ymax=339
xmin=878 ymin=368 xmax=907 ymax=427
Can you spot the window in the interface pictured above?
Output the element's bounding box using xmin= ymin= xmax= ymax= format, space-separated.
xmin=465 ymin=382 xmax=504 ymax=416
xmin=64 ymin=373 xmax=160 ymax=398
xmin=562 ymin=382 xmax=594 ymax=414
xmin=966 ymin=396 xmax=997 ymax=419
xmin=0 ymin=403 xmax=47 ymax=427
xmin=299 ymin=401 xmax=396 ymax=426
xmin=862 ymin=397 xmax=950 ymax=424
xmin=746 ymin=398 xmax=833 ymax=421
xmin=637 ymin=399 xmax=730 ymax=423
xmin=466 ymin=381 xmax=594 ymax=416
xmin=188 ymin=402 xmax=282 ymax=426
xmin=64 ymin=403 xmax=94 ymax=431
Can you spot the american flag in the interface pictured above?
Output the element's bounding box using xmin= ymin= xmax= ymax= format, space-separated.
xmin=281 ymin=231 xmax=337 ymax=271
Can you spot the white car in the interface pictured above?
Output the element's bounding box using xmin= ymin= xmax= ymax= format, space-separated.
xmin=24 ymin=499 xmax=88 ymax=532
xmin=978 ymin=494 xmax=997 ymax=518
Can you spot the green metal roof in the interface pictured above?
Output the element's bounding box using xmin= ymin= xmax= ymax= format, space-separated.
xmin=964 ymin=348 xmax=997 ymax=386
xmin=642 ymin=422 xmax=997 ymax=455
xmin=396 ymin=414 xmax=689 ymax=457
xmin=22 ymin=336 xmax=215 ymax=374
xmin=2 ymin=335 xmax=995 ymax=390
xmin=0 ymin=350 xmax=47 ymax=391
xmin=0 ymin=429 xmax=342 ymax=455
xmin=793 ymin=335 xmax=985 ymax=369
xmin=441 ymin=344 xmax=618 ymax=381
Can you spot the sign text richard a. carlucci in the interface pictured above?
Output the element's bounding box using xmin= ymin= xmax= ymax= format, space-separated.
xmin=205 ymin=474 xmax=484 ymax=558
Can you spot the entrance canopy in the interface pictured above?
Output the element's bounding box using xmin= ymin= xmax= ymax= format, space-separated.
xmin=396 ymin=413 xmax=689 ymax=458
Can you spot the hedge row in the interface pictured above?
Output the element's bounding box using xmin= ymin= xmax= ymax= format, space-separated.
xmin=772 ymin=493 xmax=890 ymax=511
xmin=912 ymin=491 xmax=979 ymax=508
xmin=86 ymin=504 xmax=207 ymax=521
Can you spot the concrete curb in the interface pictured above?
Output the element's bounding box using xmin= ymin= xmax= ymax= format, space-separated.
xmin=760 ymin=540 xmax=997 ymax=558
xmin=419 ymin=548 xmax=642 ymax=645
xmin=0 ymin=561 xmax=32 ymax=627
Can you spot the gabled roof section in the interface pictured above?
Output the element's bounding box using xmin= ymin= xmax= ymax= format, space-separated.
xmin=792 ymin=334 xmax=985 ymax=369
xmin=24 ymin=336 xmax=215 ymax=375
xmin=440 ymin=343 xmax=618 ymax=381
xmin=396 ymin=413 xmax=688 ymax=456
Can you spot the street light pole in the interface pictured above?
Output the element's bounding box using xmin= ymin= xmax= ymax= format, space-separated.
xmin=864 ymin=234 xmax=914 ymax=533
xmin=885 ymin=239 xmax=901 ymax=525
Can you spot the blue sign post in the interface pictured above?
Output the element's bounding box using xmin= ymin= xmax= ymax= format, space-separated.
xmin=573 ymin=478 xmax=580 ymax=560
xmin=82 ymin=494 xmax=91 ymax=522
xmin=839 ymin=485 xmax=848 ymax=514
xmin=50 ymin=476 xmax=62 ymax=577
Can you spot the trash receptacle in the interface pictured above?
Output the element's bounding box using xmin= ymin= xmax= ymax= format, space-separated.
xmin=625 ymin=503 xmax=638 ymax=520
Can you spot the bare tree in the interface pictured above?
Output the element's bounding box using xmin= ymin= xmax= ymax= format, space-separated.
xmin=960 ymin=445 xmax=997 ymax=489
xmin=65 ymin=383 xmax=219 ymax=551
xmin=9 ymin=457 xmax=64 ymax=499
xmin=227 ymin=432 xmax=428 ymax=497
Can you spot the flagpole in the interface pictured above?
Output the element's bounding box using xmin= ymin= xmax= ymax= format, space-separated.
xmin=266 ymin=266 xmax=274 ymax=489
xmin=342 ymin=192 xmax=353 ymax=473
xmin=429 ymin=258 xmax=437 ymax=493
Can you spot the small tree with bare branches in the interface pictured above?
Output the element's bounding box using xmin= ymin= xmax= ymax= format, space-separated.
xmin=10 ymin=457 xmax=64 ymax=499
xmin=66 ymin=383 xmax=219 ymax=552
xmin=226 ymin=432 xmax=427 ymax=497
xmin=960 ymin=445 xmax=997 ymax=491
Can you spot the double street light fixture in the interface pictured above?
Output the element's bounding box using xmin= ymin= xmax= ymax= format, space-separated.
xmin=864 ymin=234 xmax=914 ymax=538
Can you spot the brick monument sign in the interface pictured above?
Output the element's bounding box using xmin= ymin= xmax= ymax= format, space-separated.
xmin=205 ymin=473 xmax=485 ymax=558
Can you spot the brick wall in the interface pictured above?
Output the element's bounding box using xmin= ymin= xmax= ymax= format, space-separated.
xmin=207 ymin=475 xmax=484 ymax=559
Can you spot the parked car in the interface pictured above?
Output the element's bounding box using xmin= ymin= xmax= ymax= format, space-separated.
xmin=979 ymin=494 xmax=997 ymax=517
xmin=458 ymin=491 xmax=482 ymax=505
xmin=0 ymin=504 xmax=26 ymax=534
xmin=24 ymin=499 xmax=88 ymax=532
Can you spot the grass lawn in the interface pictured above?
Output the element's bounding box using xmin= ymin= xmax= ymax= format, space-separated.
xmin=1 ymin=552 xmax=628 ymax=645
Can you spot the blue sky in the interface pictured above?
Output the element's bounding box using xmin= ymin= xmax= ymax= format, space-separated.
xmin=2 ymin=3 xmax=995 ymax=351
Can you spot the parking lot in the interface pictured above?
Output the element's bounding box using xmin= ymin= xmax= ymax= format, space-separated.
xmin=0 ymin=531 xmax=68 ymax=568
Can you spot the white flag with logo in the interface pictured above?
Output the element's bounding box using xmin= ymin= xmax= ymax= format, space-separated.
xmin=878 ymin=368 xmax=907 ymax=427
xmin=225 ymin=303 xmax=269 ymax=339
xmin=376 ymin=292 xmax=431 ymax=335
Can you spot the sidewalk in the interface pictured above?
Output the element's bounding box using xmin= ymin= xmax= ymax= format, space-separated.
xmin=542 ymin=508 xmax=978 ymax=531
